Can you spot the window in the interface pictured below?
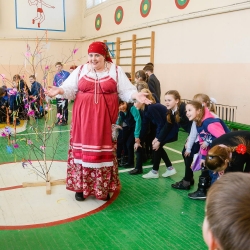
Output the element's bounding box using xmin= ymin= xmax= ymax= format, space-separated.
xmin=86 ymin=0 xmax=107 ymax=9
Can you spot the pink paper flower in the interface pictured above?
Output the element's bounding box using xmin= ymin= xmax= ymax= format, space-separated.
xmin=73 ymin=48 xmax=79 ymax=54
xmin=13 ymin=143 xmax=19 ymax=148
xmin=25 ymin=52 xmax=31 ymax=57
xmin=27 ymin=110 xmax=35 ymax=116
xmin=27 ymin=139 xmax=33 ymax=145
xmin=56 ymin=113 xmax=63 ymax=119
xmin=1 ymin=132 xmax=6 ymax=137
xmin=45 ymin=65 xmax=49 ymax=70
xmin=0 ymin=74 xmax=5 ymax=80
xmin=40 ymin=145 xmax=46 ymax=151
xmin=9 ymin=88 xmax=17 ymax=95
xmin=5 ymin=127 xmax=11 ymax=134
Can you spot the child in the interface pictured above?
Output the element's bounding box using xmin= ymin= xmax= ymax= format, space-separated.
xmin=185 ymin=101 xmax=229 ymax=199
xmin=206 ymin=130 xmax=250 ymax=173
xmin=118 ymin=101 xmax=141 ymax=168
xmin=53 ymin=62 xmax=70 ymax=126
xmin=129 ymin=89 xmax=156 ymax=175
xmin=148 ymin=90 xmax=191 ymax=179
xmin=172 ymin=94 xmax=217 ymax=190
xmin=135 ymin=70 xmax=148 ymax=83
xmin=203 ymin=172 xmax=250 ymax=250
xmin=29 ymin=75 xmax=44 ymax=118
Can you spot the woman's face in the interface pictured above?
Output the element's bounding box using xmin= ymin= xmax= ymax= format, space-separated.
xmin=88 ymin=53 xmax=105 ymax=71
xmin=186 ymin=104 xmax=200 ymax=121
xmin=164 ymin=94 xmax=179 ymax=110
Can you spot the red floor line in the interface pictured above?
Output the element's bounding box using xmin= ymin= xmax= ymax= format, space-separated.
xmin=0 ymin=185 xmax=23 ymax=191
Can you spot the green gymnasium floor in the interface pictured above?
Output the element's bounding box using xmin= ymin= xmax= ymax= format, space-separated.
xmin=0 ymin=104 xmax=207 ymax=250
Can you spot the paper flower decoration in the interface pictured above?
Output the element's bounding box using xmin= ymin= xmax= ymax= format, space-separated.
xmin=56 ymin=113 xmax=63 ymax=119
xmin=235 ymin=144 xmax=247 ymax=154
xmin=73 ymin=48 xmax=79 ymax=54
xmin=27 ymin=139 xmax=33 ymax=145
xmin=1 ymin=132 xmax=6 ymax=137
xmin=27 ymin=110 xmax=35 ymax=116
xmin=0 ymin=73 xmax=5 ymax=80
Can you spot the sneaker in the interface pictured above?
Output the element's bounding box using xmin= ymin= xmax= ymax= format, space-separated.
xmin=162 ymin=167 xmax=177 ymax=178
xmin=188 ymin=190 xmax=206 ymax=200
xmin=142 ymin=170 xmax=159 ymax=179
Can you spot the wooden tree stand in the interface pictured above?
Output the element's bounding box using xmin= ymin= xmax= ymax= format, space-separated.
xmin=22 ymin=176 xmax=66 ymax=194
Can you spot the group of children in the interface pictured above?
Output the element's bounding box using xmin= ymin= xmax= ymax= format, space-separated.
xmin=0 ymin=63 xmax=78 ymax=127
xmin=0 ymin=74 xmax=44 ymax=125
xmin=116 ymin=63 xmax=250 ymax=200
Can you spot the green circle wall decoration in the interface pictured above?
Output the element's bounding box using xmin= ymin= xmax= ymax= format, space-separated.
xmin=95 ymin=14 xmax=102 ymax=30
xmin=140 ymin=0 xmax=151 ymax=18
xmin=114 ymin=6 xmax=124 ymax=25
xmin=175 ymin=0 xmax=190 ymax=9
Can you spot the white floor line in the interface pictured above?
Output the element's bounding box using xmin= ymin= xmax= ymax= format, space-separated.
xmin=163 ymin=146 xmax=182 ymax=155
xmin=118 ymin=160 xmax=184 ymax=173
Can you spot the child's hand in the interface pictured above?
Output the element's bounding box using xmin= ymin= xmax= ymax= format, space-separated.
xmin=184 ymin=150 xmax=190 ymax=157
xmin=152 ymin=141 xmax=160 ymax=151
xmin=201 ymin=141 xmax=208 ymax=149
xmin=152 ymin=138 xmax=158 ymax=145
xmin=134 ymin=142 xmax=142 ymax=151
xmin=135 ymin=138 xmax=140 ymax=144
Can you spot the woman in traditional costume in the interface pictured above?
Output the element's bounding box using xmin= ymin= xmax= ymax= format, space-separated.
xmin=46 ymin=42 xmax=151 ymax=201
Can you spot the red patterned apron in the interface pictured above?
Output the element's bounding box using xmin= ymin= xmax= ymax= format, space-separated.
xmin=66 ymin=73 xmax=120 ymax=199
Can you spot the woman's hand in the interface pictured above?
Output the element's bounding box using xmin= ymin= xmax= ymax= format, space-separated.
xmin=44 ymin=86 xmax=63 ymax=97
xmin=152 ymin=141 xmax=160 ymax=151
xmin=132 ymin=92 xmax=152 ymax=105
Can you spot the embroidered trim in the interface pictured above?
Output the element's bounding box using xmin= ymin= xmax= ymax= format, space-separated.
xmin=73 ymin=159 xmax=113 ymax=168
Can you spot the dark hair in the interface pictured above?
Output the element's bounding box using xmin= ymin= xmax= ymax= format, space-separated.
xmin=125 ymin=72 xmax=131 ymax=80
xmin=135 ymin=70 xmax=147 ymax=82
xmin=0 ymin=87 xmax=5 ymax=97
xmin=29 ymin=75 xmax=36 ymax=79
xmin=143 ymin=65 xmax=154 ymax=73
xmin=13 ymin=74 xmax=21 ymax=81
xmin=145 ymin=62 xmax=154 ymax=67
xmin=55 ymin=62 xmax=63 ymax=67
xmin=186 ymin=100 xmax=205 ymax=126
xmin=165 ymin=90 xmax=181 ymax=124
xmin=206 ymin=172 xmax=250 ymax=250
